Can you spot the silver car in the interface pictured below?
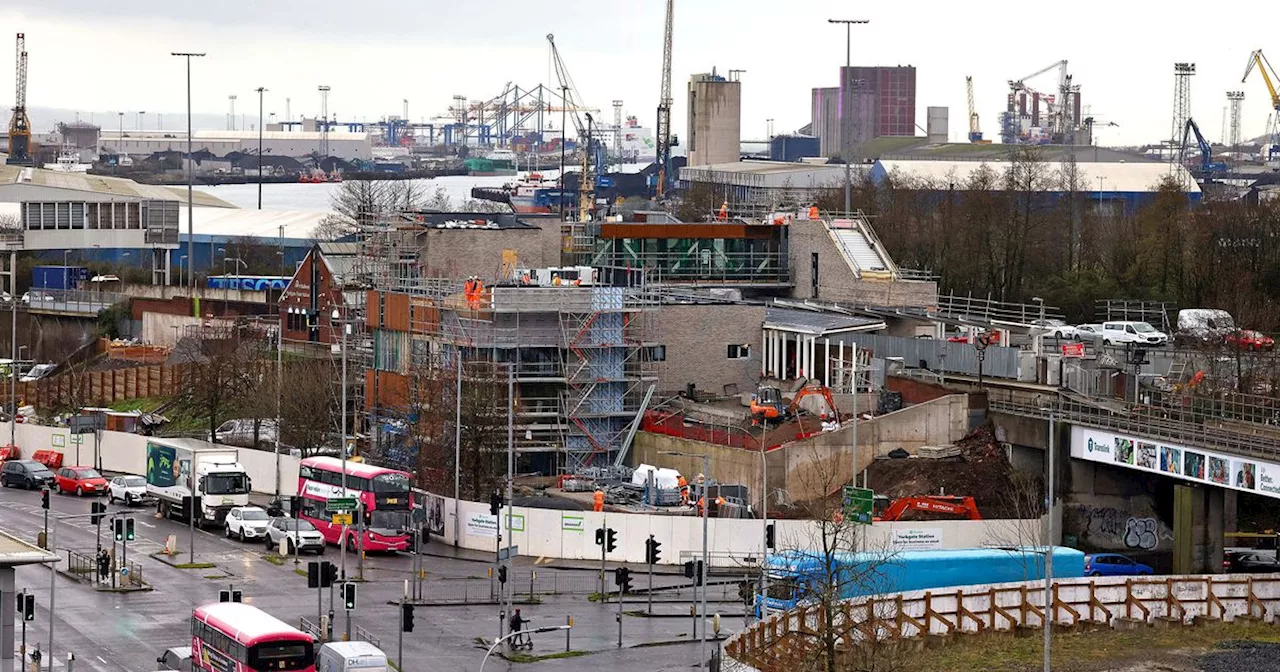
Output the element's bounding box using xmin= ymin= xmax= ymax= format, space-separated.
xmin=264 ymin=517 xmax=326 ymax=555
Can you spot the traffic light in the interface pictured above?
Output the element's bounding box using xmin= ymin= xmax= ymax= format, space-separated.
xmin=125 ymin=518 xmax=135 ymax=541
xmin=323 ymin=562 xmax=338 ymax=588
xmin=695 ymin=560 xmax=705 ymax=587
xmin=489 ymin=492 xmax=503 ymax=516
xmin=289 ymin=496 xmax=302 ymax=518
xmin=605 ymin=528 xmax=617 ymax=553
xmin=498 ymin=565 xmax=508 ymax=584
xmin=40 ymin=488 xmax=49 ymax=509
xmin=307 ymin=561 xmax=320 ymax=588
xmin=20 ymin=593 xmax=34 ymax=621
xmin=342 ymin=582 xmax=357 ymax=610
xmin=595 ymin=527 xmax=605 ymax=546
xmin=90 ymin=501 xmax=106 ymax=525
xmin=614 ymin=566 xmax=632 ymax=594
xmin=219 ymin=589 xmax=242 ymax=603
xmin=645 ymin=536 xmax=662 ymax=565
xmin=401 ymin=603 xmax=415 ymax=632
xmin=766 ymin=522 xmax=776 ymax=550
xmin=683 ymin=560 xmax=695 ymax=579
xmin=113 ymin=518 xmax=124 ymax=542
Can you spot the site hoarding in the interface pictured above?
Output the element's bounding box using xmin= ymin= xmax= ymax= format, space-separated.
xmin=1071 ymin=426 xmax=1280 ymax=498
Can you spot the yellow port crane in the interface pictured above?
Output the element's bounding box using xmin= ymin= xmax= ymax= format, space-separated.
xmin=1242 ymin=48 xmax=1280 ymax=162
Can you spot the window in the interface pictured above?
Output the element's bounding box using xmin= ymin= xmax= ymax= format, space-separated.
xmin=727 ymin=344 xmax=750 ymax=359
xmin=299 ymin=466 xmax=312 ymax=480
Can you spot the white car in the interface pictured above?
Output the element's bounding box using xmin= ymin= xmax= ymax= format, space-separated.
xmin=213 ymin=418 xmax=279 ymax=447
xmin=264 ymin=517 xmax=327 ymax=555
xmin=1102 ymin=321 xmax=1169 ymax=346
xmin=19 ymin=363 xmax=56 ymax=383
xmin=224 ymin=506 xmax=271 ymax=542
xmin=1075 ymin=324 xmax=1103 ymax=339
xmin=1030 ymin=319 xmax=1081 ymax=340
xmin=108 ymin=475 xmax=150 ymax=506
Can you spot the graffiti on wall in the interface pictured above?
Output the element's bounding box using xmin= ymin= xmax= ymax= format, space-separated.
xmin=1066 ymin=504 xmax=1172 ymax=552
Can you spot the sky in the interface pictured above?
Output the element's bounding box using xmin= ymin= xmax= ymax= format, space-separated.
xmin=1 ymin=1 xmax=1277 ymax=148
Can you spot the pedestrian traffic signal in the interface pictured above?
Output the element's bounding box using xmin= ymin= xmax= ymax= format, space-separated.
xmin=20 ymin=593 xmax=34 ymax=621
xmin=219 ymin=589 xmax=242 ymax=603
xmin=307 ymin=561 xmax=320 ymax=588
xmin=125 ymin=518 xmax=135 ymax=541
xmin=90 ymin=501 xmax=106 ymax=525
xmin=323 ymin=562 xmax=338 ymax=588
xmin=489 ymin=492 xmax=503 ymax=516
xmin=683 ymin=560 xmax=695 ymax=579
xmin=695 ymin=560 xmax=705 ymax=587
xmin=765 ymin=522 xmax=776 ymax=550
xmin=113 ymin=518 xmax=124 ymax=542
xmin=615 ymin=566 xmax=633 ymax=594
xmin=342 ymin=582 xmax=357 ymax=610
xmin=40 ymin=488 xmax=49 ymax=509
xmin=595 ymin=527 xmax=605 ymax=546
xmin=401 ymin=603 xmax=415 ymax=632
xmin=645 ymin=536 xmax=662 ymax=565
xmin=606 ymin=528 xmax=617 ymax=553
xmin=498 ymin=565 xmax=508 ymax=584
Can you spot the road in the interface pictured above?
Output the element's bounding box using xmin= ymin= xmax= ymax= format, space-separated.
xmin=0 ymin=483 xmax=744 ymax=671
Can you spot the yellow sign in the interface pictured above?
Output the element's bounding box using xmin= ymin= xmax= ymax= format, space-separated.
xmin=331 ymin=513 xmax=353 ymax=526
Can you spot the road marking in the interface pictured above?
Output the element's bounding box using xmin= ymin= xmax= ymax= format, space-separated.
xmin=137 ymin=521 xmax=155 ymax=528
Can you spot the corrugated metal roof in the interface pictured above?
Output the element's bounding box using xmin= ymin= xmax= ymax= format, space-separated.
xmin=874 ymin=159 xmax=1201 ymax=194
xmin=0 ymin=165 xmax=236 ymax=207
xmin=180 ymin=207 xmax=328 ymax=238
xmin=764 ymin=306 xmax=885 ymax=335
xmin=681 ymin=160 xmax=867 ymax=189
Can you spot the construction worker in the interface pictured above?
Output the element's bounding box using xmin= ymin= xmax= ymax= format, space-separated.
xmin=808 ymin=204 xmax=820 ymax=220
xmin=470 ymin=278 xmax=486 ymax=310
xmin=718 ymin=201 xmax=729 ymax=221
xmin=593 ymin=489 xmax=604 ymax=512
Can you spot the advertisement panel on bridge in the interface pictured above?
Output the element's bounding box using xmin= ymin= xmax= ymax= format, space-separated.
xmin=1071 ymin=426 xmax=1280 ymax=499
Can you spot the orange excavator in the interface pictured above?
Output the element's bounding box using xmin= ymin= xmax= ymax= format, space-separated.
xmin=873 ymin=495 xmax=983 ymax=522
xmin=750 ymin=380 xmax=839 ymax=426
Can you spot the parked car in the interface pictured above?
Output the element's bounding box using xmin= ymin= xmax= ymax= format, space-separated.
xmin=1225 ymin=329 xmax=1276 ymax=351
xmin=1030 ymin=319 xmax=1081 ymax=340
xmin=212 ymin=418 xmax=278 ymax=447
xmin=1075 ymin=324 xmax=1103 ymax=339
xmin=1176 ymin=308 xmax=1236 ymax=344
xmin=54 ymin=466 xmax=107 ymax=496
xmin=108 ymin=475 xmax=150 ymax=505
xmin=18 ymin=363 xmax=55 ymax=383
xmin=1101 ymin=321 xmax=1169 ymax=346
xmin=225 ymin=506 xmax=272 ymax=542
xmin=264 ymin=517 xmax=326 ymax=555
xmin=1083 ymin=553 xmax=1154 ymax=577
xmin=0 ymin=459 xmax=55 ymax=489
xmin=155 ymin=646 xmax=192 ymax=672
xmin=1225 ymin=551 xmax=1280 ymax=573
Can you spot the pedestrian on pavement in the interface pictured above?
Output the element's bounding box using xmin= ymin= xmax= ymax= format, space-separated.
xmin=28 ymin=643 xmax=41 ymax=672
xmin=508 ymin=608 xmax=529 ymax=649
xmin=97 ymin=548 xmax=110 ymax=583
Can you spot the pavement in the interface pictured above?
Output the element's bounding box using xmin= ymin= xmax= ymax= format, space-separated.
xmin=0 ymin=484 xmax=747 ymax=671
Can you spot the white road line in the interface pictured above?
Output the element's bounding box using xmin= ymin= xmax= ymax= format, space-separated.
xmin=137 ymin=521 xmax=155 ymax=528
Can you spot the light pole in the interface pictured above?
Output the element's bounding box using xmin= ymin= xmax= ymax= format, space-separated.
xmin=1043 ymin=407 xmax=1056 ymax=672
xmin=171 ymin=52 xmax=206 ymax=295
xmin=758 ymin=424 xmax=769 ymax=621
xmin=662 ymin=450 xmax=710 ymax=671
xmin=559 ymin=85 xmax=569 ymax=221
xmin=828 ymin=19 xmax=869 ymax=213
xmin=256 ymin=87 xmax=267 ymax=209
xmin=179 ymin=255 xmax=187 ymax=290
xmin=332 ymin=306 xmax=351 ymax=639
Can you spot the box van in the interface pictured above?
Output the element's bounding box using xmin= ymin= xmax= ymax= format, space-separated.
xmin=316 ymin=641 xmax=388 ymax=672
xmin=1102 ymin=321 xmax=1168 ymax=346
xmin=1176 ymin=309 xmax=1235 ymax=343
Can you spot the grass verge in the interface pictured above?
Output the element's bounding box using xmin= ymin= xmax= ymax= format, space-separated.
xmin=262 ymin=553 xmax=286 ymax=566
xmin=502 ymin=651 xmax=589 ymax=664
xmin=173 ymin=562 xmax=217 ymax=570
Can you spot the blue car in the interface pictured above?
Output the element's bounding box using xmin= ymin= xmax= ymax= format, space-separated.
xmin=1084 ymin=553 xmax=1153 ymax=576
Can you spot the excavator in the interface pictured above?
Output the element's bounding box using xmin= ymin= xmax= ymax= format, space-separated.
xmin=873 ymin=495 xmax=983 ymax=522
xmin=750 ymin=379 xmax=839 ymax=427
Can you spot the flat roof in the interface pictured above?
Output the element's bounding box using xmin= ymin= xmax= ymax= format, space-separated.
xmin=875 ymin=159 xmax=1201 ymax=194
xmin=181 ymin=207 xmax=328 ymax=238
xmin=0 ymin=165 xmax=236 ymax=207
xmin=0 ymin=530 xmax=58 ymax=566
xmin=764 ymin=306 xmax=885 ymax=336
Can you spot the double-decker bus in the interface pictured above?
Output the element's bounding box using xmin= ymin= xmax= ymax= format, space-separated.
xmin=192 ymin=602 xmax=315 ymax=671
xmin=297 ymin=456 xmax=412 ymax=552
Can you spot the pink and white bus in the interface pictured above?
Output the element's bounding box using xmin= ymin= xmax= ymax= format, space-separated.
xmin=191 ymin=602 xmax=315 ymax=672
xmin=297 ymin=456 xmax=412 ymax=552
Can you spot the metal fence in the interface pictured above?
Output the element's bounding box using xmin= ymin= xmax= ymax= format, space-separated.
xmin=833 ymin=333 xmax=1021 ymax=380
xmin=25 ymin=288 xmax=127 ymax=315
xmin=63 ymin=548 xmax=144 ymax=588
xmin=418 ymin=571 xmax=602 ymax=604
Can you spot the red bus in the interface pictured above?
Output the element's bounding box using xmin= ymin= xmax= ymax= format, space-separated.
xmin=191 ymin=602 xmax=315 ymax=672
xmin=297 ymin=456 xmax=412 ymax=552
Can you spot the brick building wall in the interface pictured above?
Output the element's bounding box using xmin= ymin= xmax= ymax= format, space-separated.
xmin=657 ymin=303 xmax=765 ymax=396
xmin=787 ymin=219 xmax=938 ymax=308
xmin=417 ymin=225 xmax=562 ymax=281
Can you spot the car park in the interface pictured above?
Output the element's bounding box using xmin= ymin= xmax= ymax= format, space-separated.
xmin=1084 ymin=553 xmax=1153 ymax=576
xmin=225 ymin=506 xmax=272 ymax=542
xmin=54 ymin=466 xmax=108 ymax=496
xmin=264 ymin=517 xmax=327 ymax=555
xmin=1101 ymin=321 xmax=1169 ymax=346
xmin=108 ymin=475 xmax=150 ymax=505
xmin=0 ymin=459 xmax=55 ymax=489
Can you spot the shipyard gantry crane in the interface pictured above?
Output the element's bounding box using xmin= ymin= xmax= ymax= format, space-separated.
xmin=655 ymin=0 xmax=675 ymax=198
xmin=7 ymin=32 xmax=31 ymax=166
xmin=1242 ymin=49 xmax=1280 ymax=164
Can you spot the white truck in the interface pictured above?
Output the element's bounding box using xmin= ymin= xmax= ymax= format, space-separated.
xmin=145 ymin=438 xmax=251 ymax=528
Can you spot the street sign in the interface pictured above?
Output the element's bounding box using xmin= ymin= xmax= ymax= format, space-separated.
xmin=70 ymin=434 xmax=83 ymax=445
xmin=70 ymin=415 xmax=105 ymax=434
xmin=330 ymin=513 xmax=353 ymax=526
xmin=842 ymin=486 xmax=874 ymax=525
xmin=498 ymin=545 xmax=519 ymax=561
xmin=1061 ymin=343 xmax=1085 ymax=358
xmin=326 ymin=497 xmax=358 ymax=513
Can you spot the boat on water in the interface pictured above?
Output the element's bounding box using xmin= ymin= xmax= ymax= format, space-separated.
xmin=505 ymin=173 xmax=572 ymax=213
xmin=43 ymin=145 xmax=91 ymax=173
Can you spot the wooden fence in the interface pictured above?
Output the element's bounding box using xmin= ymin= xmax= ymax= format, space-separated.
xmin=725 ymin=575 xmax=1280 ymax=671
xmin=1 ymin=364 xmax=186 ymax=410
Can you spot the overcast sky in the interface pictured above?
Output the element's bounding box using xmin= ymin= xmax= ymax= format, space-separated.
xmin=1 ymin=1 xmax=1275 ymax=147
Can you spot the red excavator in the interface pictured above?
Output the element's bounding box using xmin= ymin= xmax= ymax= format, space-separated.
xmin=873 ymin=495 xmax=983 ymax=522
xmin=750 ymin=380 xmax=839 ymax=426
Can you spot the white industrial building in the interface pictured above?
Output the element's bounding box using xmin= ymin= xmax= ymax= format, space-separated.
xmin=680 ymin=159 xmax=867 ymax=205
xmin=99 ymin=130 xmax=373 ymax=162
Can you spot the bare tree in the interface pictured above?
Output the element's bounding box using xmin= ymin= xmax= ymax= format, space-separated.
xmin=279 ymin=359 xmax=338 ymax=457
xmin=169 ymin=325 xmax=267 ymax=440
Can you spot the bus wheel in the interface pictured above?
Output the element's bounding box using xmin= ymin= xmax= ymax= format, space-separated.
xmin=346 ymin=534 xmax=357 ymax=553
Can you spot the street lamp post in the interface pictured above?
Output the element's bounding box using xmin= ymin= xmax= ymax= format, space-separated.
xmin=662 ymin=450 xmax=710 ymax=671
xmin=331 ymin=307 xmax=351 ymax=639
xmin=1043 ymin=408 xmax=1056 ymax=672
xmin=828 ymin=19 xmax=870 ymax=214
xmin=171 ymin=52 xmax=206 ymax=295
xmin=256 ymin=87 xmax=267 ymax=209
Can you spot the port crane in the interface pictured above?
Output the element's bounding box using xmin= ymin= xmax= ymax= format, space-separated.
xmin=7 ymin=33 xmax=31 ymax=165
xmin=546 ymin=34 xmax=590 ymax=140
xmin=655 ymin=0 xmax=675 ymax=198
xmin=1005 ymin=59 xmax=1078 ymax=144
xmin=965 ymin=76 xmax=990 ymax=143
xmin=1180 ymin=118 xmax=1227 ymax=178
xmin=1242 ymin=49 xmax=1280 ymax=164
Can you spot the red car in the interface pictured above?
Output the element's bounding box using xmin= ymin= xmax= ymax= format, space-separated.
xmin=54 ymin=466 xmax=108 ymax=496
xmin=1226 ymin=329 xmax=1275 ymax=351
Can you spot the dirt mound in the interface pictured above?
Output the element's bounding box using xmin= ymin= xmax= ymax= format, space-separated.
xmin=868 ymin=423 xmax=1043 ymax=520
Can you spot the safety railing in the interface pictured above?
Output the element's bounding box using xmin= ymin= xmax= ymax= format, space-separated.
xmin=24 ymin=288 xmax=128 ymax=315
xmin=63 ymin=548 xmax=145 ymax=588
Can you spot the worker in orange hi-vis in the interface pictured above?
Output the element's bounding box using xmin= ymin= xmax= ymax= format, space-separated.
xmin=808 ymin=204 xmax=820 ymax=220
xmin=470 ymin=279 xmax=486 ymax=309
xmin=593 ymin=489 xmax=605 ymax=512
xmin=718 ymin=201 xmax=729 ymax=221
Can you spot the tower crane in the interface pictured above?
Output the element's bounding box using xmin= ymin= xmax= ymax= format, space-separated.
xmin=547 ymin=34 xmax=589 ymax=139
xmin=1242 ymin=49 xmax=1280 ymax=164
xmin=6 ymin=33 xmax=31 ymax=166
xmin=655 ymin=0 xmax=675 ymax=198
xmin=965 ymin=76 xmax=990 ymax=144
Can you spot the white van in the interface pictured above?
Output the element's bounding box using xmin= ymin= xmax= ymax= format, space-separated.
xmin=316 ymin=641 xmax=388 ymax=672
xmin=1101 ymin=321 xmax=1169 ymax=346
xmin=1176 ymin=309 xmax=1235 ymax=343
